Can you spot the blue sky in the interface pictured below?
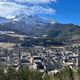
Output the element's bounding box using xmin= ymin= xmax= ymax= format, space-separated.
xmin=53 ymin=0 xmax=80 ymax=25
xmin=0 ymin=0 xmax=79 ymax=25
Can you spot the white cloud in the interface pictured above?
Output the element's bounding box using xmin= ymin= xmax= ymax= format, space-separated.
xmin=0 ymin=2 xmax=26 ymax=18
xmin=15 ymin=0 xmax=56 ymax=4
xmin=0 ymin=0 xmax=56 ymax=19
xmin=0 ymin=0 xmax=56 ymax=3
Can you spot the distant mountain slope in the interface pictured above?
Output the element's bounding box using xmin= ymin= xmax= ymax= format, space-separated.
xmin=0 ymin=15 xmax=80 ymax=41
xmin=48 ymin=23 xmax=80 ymax=40
xmin=3 ymin=15 xmax=53 ymax=36
xmin=0 ymin=25 xmax=26 ymax=35
xmin=0 ymin=17 xmax=9 ymax=24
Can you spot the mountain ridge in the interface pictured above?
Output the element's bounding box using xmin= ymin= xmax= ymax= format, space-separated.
xmin=0 ymin=15 xmax=80 ymax=41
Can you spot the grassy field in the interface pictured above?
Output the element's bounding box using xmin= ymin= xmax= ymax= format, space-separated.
xmin=0 ymin=42 xmax=16 ymax=48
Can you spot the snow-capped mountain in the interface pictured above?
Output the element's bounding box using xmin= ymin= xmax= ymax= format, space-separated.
xmin=0 ymin=14 xmax=56 ymax=36
xmin=0 ymin=14 xmax=80 ymax=41
xmin=11 ymin=14 xmax=53 ymax=25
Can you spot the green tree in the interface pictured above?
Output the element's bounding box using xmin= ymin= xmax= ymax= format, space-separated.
xmin=6 ymin=67 xmax=19 ymax=80
xmin=77 ymin=68 xmax=80 ymax=80
xmin=0 ymin=69 xmax=6 ymax=80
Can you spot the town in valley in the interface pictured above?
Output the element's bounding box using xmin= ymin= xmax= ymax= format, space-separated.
xmin=0 ymin=30 xmax=80 ymax=75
